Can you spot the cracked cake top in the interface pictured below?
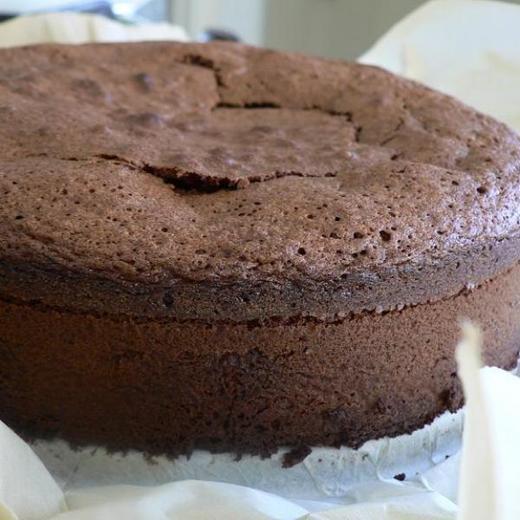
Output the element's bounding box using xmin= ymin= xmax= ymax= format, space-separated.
xmin=1 ymin=42 xmax=520 ymax=320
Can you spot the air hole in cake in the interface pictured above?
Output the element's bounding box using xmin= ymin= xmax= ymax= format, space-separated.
xmin=162 ymin=292 xmax=174 ymax=307
xmin=379 ymin=230 xmax=392 ymax=242
xmin=297 ymin=247 xmax=306 ymax=255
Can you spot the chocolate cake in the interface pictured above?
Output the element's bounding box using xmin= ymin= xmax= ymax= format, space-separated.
xmin=1 ymin=42 xmax=520 ymax=460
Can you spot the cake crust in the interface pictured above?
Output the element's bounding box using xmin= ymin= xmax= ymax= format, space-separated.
xmin=1 ymin=42 xmax=520 ymax=321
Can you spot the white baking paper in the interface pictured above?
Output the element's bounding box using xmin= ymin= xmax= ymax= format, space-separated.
xmin=30 ymin=409 xmax=462 ymax=500
xmin=360 ymin=0 xmax=520 ymax=132
xmin=1 ymin=0 xmax=520 ymax=517
xmin=0 ymin=420 xmax=64 ymax=520
xmin=456 ymin=324 xmax=520 ymax=520
xmin=0 ymin=12 xmax=187 ymax=48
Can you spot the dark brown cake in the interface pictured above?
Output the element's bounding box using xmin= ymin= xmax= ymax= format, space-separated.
xmin=1 ymin=42 xmax=520 ymax=459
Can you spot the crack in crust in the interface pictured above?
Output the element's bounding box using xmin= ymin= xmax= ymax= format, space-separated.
xmin=2 ymin=42 xmax=518 ymax=194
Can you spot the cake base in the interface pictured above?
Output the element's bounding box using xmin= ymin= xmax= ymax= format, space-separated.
xmin=31 ymin=410 xmax=462 ymax=500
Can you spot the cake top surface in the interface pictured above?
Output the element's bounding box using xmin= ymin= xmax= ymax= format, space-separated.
xmin=1 ymin=42 xmax=520 ymax=319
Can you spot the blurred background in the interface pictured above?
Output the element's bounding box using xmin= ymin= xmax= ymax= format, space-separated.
xmin=0 ymin=0 xmax=519 ymax=59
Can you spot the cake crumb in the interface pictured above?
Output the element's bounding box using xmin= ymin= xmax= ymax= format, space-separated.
xmin=282 ymin=445 xmax=312 ymax=468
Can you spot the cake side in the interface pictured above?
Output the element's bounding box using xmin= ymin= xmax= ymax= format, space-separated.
xmin=1 ymin=263 xmax=519 ymax=458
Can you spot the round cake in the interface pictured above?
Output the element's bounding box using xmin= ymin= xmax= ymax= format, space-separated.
xmin=1 ymin=42 xmax=520 ymax=466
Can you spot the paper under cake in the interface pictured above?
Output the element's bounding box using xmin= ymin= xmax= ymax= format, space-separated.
xmin=1 ymin=42 xmax=520 ymax=468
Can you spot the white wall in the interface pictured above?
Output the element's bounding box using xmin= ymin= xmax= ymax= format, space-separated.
xmin=263 ymin=0 xmax=424 ymax=60
xmin=170 ymin=0 xmax=520 ymax=60
xmin=171 ymin=0 xmax=265 ymax=45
